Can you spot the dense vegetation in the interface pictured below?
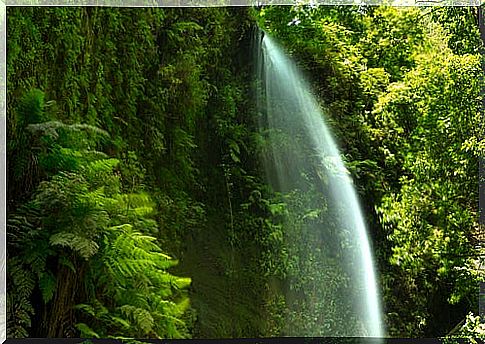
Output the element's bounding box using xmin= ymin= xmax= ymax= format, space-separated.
xmin=258 ymin=5 xmax=484 ymax=337
xmin=6 ymin=5 xmax=484 ymax=340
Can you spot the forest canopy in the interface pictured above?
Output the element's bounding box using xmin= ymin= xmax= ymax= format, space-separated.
xmin=5 ymin=4 xmax=484 ymax=340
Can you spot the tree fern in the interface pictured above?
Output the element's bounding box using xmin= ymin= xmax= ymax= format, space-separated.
xmin=8 ymin=90 xmax=193 ymax=338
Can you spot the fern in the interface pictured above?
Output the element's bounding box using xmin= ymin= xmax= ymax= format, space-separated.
xmin=109 ymin=316 xmax=131 ymax=330
xmin=115 ymin=193 xmax=156 ymax=218
xmin=77 ymin=222 xmax=191 ymax=339
xmin=59 ymin=255 xmax=77 ymax=273
xmin=6 ymin=259 xmax=36 ymax=338
xmin=7 ymin=97 xmax=119 ymax=337
xmin=8 ymin=90 xmax=192 ymax=338
xmin=17 ymin=88 xmax=48 ymax=126
xmin=49 ymin=232 xmax=99 ymax=260
xmin=8 ymin=258 xmax=35 ymax=302
xmin=120 ymin=305 xmax=154 ymax=335
xmin=75 ymin=323 xmax=100 ymax=339
xmin=7 ymin=294 xmax=34 ymax=338
xmin=38 ymin=271 xmax=57 ymax=303
xmin=75 ymin=304 xmax=97 ymax=318
xmin=27 ymin=120 xmax=109 ymax=145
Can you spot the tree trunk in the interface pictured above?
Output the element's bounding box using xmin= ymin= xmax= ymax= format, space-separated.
xmin=41 ymin=259 xmax=80 ymax=338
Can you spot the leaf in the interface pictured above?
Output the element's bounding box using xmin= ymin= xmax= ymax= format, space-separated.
xmin=38 ymin=271 xmax=57 ymax=303
xmin=120 ymin=305 xmax=154 ymax=335
xmin=109 ymin=316 xmax=131 ymax=330
xmin=75 ymin=304 xmax=97 ymax=317
xmin=49 ymin=232 xmax=99 ymax=260
xmin=303 ymin=208 xmax=321 ymax=220
xmin=75 ymin=323 xmax=100 ymax=339
xmin=59 ymin=255 xmax=76 ymax=273
xmin=173 ymin=277 xmax=191 ymax=290
xmin=268 ymin=203 xmax=286 ymax=216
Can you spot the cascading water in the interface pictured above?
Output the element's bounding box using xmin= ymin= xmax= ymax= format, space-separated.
xmin=254 ymin=30 xmax=384 ymax=338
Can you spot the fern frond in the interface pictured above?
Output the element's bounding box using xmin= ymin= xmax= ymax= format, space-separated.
xmin=6 ymin=261 xmax=35 ymax=338
xmin=8 ymin=258 xmax=35 ymax=299
xmin=116 ymin=193 xmax=155 ymax=217
xmin=49 ymin=232 xmax=99 ymax=260
xmin=109 ymin=316 xmax=131 ymax=330
xmin=27 ymin=121 xmax=64 ymax=140
xmin=74 ymin=304 xmax=97 ymax=318
xmin=27 ymin=121 xmax=109 ymax=142
xmin=38 ymin=271 xmax=57 ymax=304
xmin=69 ymin=123 xmax=110 ymax=138
xmin=172 ymin=277 xmax=191 ymax=290
xmin=59 ymin=256 xmax=77 ymax=273
xmin=17 ymin=89 xmax=47 ymax=125
xmin=75 ymin=323 xmax=100 ymax=339
xmin=119 ymin=305 xmax=154 ymax=335
xmin=84 ymin=159 xmax=120 ymax=176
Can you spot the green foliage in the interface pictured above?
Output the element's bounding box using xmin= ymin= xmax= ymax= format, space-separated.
xmin=429 ymin=7 xmax=481 ymax=55
xmin=7 ymin=89 xmax=192 ymax=338
xmin=16 ymin=88 xmax=49 ymax=125
xmin=6 ymin=258 xmax=36 ymax=338
xmin=442 ymin=313 xmax=485 ymax=344
xmin=260 ymin=4 xmax=482 ymax=337
xmin=455 ymin=313 xmax=485 ymax=340
xmin=8 ymin=89 xmax=48 ymax=201
xmin=373 ymin=27 xmax=482 ymax=334
xmin=7 ymin=4 xmax=482 ymax=339
xmin=6 ymin=5 xmax=255 ymax=339
xmin=79 ymin=225 xmax=191 ymax=339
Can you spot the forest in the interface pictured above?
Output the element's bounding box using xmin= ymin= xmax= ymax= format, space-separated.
xmin=5 ymin=3 xmax=484 ymax=341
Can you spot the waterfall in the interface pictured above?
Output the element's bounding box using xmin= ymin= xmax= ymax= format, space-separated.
xmin=255 ymin=30 xmax=384 ymax=338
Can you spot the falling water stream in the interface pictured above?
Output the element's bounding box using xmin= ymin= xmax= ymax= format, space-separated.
xmin=255 ymin=30 xmax=384 ymax=338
